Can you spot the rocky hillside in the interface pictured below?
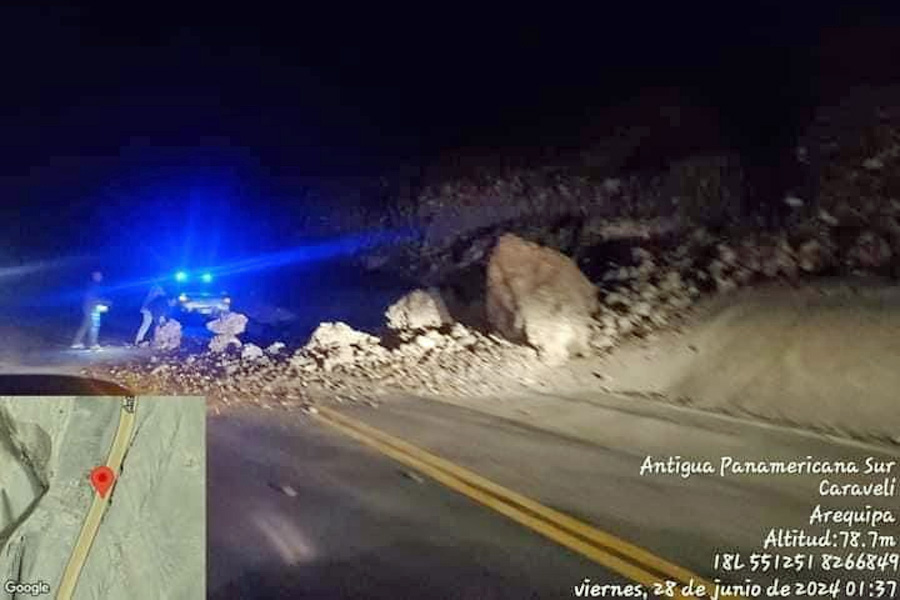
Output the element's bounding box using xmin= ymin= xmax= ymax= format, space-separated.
xmin=86 ymin=87 xmax=900 ymax=441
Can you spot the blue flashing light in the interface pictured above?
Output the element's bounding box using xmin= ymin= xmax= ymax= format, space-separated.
xmin=201 ymin=272 xmax=213 ymax=283
xmin=175 ymin=271 xmax=188 ymax=282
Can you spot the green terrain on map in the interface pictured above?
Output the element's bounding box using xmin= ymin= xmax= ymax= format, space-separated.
xmin=0 ymin=396 xmax=205 ymax=599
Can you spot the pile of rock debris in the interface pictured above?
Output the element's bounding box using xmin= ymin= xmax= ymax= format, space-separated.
xmin=95 ymin=292 xmax=549 ymax=412
xmin=88 ymin=94 xmax=900 ymax=409
xmin=89 ymin=210 xmax=898 ymax=412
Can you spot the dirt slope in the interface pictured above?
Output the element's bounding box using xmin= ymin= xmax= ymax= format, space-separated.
xmin=596 ymin=279 xmax=900 ymax=441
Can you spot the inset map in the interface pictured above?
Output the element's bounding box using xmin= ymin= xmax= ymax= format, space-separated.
xmin=0 ymin=396 xmax=205 ymax=599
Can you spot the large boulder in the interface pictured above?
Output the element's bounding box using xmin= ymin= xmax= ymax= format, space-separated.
xmin=306 ymin=321 xmax=380 ymax=349
xmin=207 ymin=312 xmax=248 ymax=337
xmin=385 ymin=288 xmax=452 ymax=332
xmin=151 ymin=318 xmax=182 ymax=351
xmin=486 ymin=234 xmax=598 ymax=365
xmin=295 ymin=322 xmax=387 ymax=372
xmin=209 ymin=335 xmax=241 ymax=354
xmin=206 ymin=312 xmax=248 ymax=354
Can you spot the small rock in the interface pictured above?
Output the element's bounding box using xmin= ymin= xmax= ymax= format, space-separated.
xmin=733 ymin=268 xmax=754 ymax=285
xmin=863 ymin=157 xmax=885 ymax=170
xmin=241 ymin=343 xmax=265 ymax=361
xmin=616 ymin=316 xmax=635 ymax=335
xmin=209 ymin=335 xmax=242 ymax=354
xmin=449 ymin=323 xmax=470 ymax=339
xmin=818 ymin=209 xmax=839 ymax=226
xmin=667 ymin=294 xmax=693 ymax=310
xmin=590 ymin=333 xmax=615 ymax=350
xmin=415 ymin=335 xmax=438 ymax=350
xmin=648 ymin=312 xmax=668 ymax=326
xmin=266 ymin=341 xmax=286 ymax=355
xmin=386 ymin=288 xmax=452 ymax=331
xmin=632 ymin=301 xmax=653 ymax=317
xmin=602 ymin=178 xmax=622 ymax=194
xmin=400 ymin=470 xmax=425 ymax=484
xmin=717 ymin=244 xmax=738 ymax=265
xmin=604 ymin=292 xmax=630 ymax=308
xmin=639 ymin=284 xmax=660 ymax=301
xmin=659 ymin=271 xmax=683 ymax=293
xmin=632 ymin=247 xmax=654 ymax=264
xmin=599 ymin=314 xmax=617 ymax=328
xmin=708 ymin=259 xmax=727 ymax=278
xmin=847 ymin=231 xmax=893 ymax=269
xmin=797 ymin=239 xmax=830 ymax=273
xmin=715 ymin=277 xmax=738 ymax=293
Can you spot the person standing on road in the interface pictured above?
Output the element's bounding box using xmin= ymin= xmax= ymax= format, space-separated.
xmin=71 ymin=271 xmax=111 ymax=351
xmin=134 ymin=284 xmax=167 ymax=346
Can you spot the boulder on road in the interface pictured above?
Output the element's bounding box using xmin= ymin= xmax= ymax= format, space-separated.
xmin=297 ymin=322 xmax=386 ymax=372
xmin=385 ymin=288 xmax=452 ymax=332
xmin=209 ymin=335 xmax=241 ymax=354
xmin=241 ymin=343 xmax=265 ymax=362
xmin=152 ymin=319 xmax=182 ymax=351
xmin=486 ymin=233 xmax=598 ymax=365
xmin=265 ymin=341 xmax=286 ymax=355
xmin=306 ymin=322 xmax=380 ymax=350
xmin=206 ymin=312 xmax=248 ymax=354
xmin=206 ymin=312 xmax=248 ymax=337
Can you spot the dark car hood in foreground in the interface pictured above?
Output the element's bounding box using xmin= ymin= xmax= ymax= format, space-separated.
xmin=0 ymin=374 xmax=131 ymax=395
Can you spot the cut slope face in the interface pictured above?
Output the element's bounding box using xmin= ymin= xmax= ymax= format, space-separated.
xmin=599 ymin=280 xmax=900 ymax=440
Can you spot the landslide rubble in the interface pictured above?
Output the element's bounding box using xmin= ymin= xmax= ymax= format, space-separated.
xmin=88 ymin=208 xmax=900 ymax=413
xmin=87 ymin=90 xmax=900 ymax=412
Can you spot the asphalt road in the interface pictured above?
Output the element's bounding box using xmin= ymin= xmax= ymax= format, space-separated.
xmin=207 ymin=395 xmax=900 ymax=599
xmin=4 ymin=282 xmax=899 ymax=599
xmin=207 ymin=407 xmax=626 ymax=599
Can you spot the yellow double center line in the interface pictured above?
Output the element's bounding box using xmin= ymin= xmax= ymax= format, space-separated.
xmin=316 ymin=406 xmax=736 ymax=599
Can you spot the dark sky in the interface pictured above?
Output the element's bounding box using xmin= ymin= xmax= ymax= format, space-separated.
xmin=5 ymin=3 xmax=896 ymax=166
xmin=1 ymin=3 xmax=899 ymax=261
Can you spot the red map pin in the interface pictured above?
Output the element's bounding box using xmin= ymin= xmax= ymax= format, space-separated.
xmin=90 ymin=466 xmax=116 ymax=498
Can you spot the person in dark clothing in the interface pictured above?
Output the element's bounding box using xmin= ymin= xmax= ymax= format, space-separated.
xmin=71 ymin=271 xmax=111 ymax=350
xmin=149 ymin=292 xmax=174 ymax=322
xmin=134 ymin=284 xmax=167 ymax=345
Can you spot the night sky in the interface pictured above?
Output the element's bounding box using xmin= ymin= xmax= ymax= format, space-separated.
xmin=1 ymin=3 xmax=899 ymax=264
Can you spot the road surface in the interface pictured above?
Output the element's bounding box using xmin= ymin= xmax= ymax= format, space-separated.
xmin=208 ymin=395 xmax=900 ymax=598
xmin=3 ymin=279 xmax=899 ymax=597
xmin=55 ymin=396 xmax=137 ymax=600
